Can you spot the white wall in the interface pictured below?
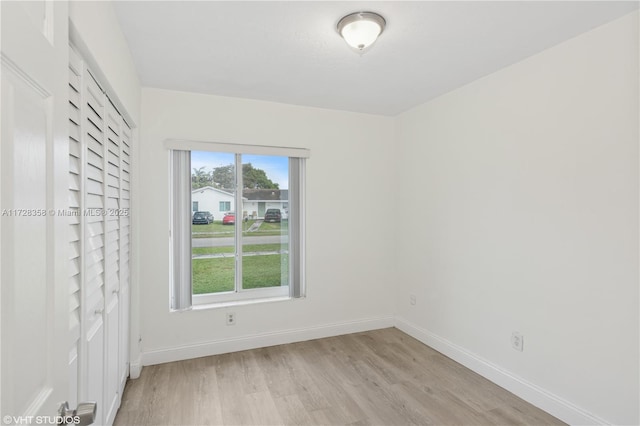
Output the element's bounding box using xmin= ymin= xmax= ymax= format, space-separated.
xmin=395 ymin=11 xmax=638 ymax=425
xmin=138 ymin=88 xmax=396 ymax=362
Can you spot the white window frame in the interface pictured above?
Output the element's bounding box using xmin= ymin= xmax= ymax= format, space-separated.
xmin=219 ymin=201 xmax=231 ymax=212
xmin=167 ymin=140 xmax=309 ymax=310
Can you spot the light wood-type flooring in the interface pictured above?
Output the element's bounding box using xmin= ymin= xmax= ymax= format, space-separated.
xmin=114 ymin=328 xmax=564 ymax=426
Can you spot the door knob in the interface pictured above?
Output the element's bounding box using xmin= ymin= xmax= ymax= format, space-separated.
xmin=58 ymin=401 xmax=97 ymax=425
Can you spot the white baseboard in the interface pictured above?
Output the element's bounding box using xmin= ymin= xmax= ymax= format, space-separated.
xmin=129 ymin=357 xmax=142 ymax=379
xmin=394 ymin=317 xmax=609 ymax=426
xmin=141 ymin=316 xmax=394 ymax=367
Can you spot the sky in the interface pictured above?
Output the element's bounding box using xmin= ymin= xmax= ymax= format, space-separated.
xmin=191 ymin=151 xmax=289 ymax=189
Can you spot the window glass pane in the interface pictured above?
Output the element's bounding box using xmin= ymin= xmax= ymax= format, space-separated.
xmin=241 ymin=155 xmax=289 ymax=290
xmin=191 ymin=151 xmax=235 ymax=294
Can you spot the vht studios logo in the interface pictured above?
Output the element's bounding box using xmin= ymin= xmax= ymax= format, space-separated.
xmin=2 ymin=415 xmax=80 ymax=425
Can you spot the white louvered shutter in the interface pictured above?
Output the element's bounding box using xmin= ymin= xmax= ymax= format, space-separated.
xmin=84 ymin=70 xmax=106 ymax=321
xmin=68 ymin=46 xmax=132 ymax=425
xmin=83 ymin=68 xmax=106 ymax=425
xmin=104 ymin=100 xmax=122 ymax=424
xmin=119 ymin=121 xmax=131 ymax=391
xmin=68 ymin=47 xmax=83 ymax=409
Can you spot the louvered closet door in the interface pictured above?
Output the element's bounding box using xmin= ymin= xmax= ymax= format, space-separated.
xmin=69 ymin=46 xmax=131 ymax=425
xmin=119 ymin=124 xmax=131 ymax=393
xmin=104 ymin=100 xmax=121 ymax=425
xmin=84 ymin=68 xmax=106 ymax=426
xmin=68 ymin=47 xmax=83 ymax=410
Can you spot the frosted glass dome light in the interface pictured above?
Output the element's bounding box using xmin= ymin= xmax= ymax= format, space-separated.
xmin=337 ymin=12 xmax=386 ymax=53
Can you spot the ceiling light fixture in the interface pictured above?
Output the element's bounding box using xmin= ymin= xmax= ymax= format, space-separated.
xmin=337 ymin=11 xmax=386 ymax=54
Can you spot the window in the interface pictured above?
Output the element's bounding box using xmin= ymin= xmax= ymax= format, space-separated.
xmin=192 ymin=201 xmax=199 ymax=212
xmin=168 ymin=141 xmax=309 ymax=308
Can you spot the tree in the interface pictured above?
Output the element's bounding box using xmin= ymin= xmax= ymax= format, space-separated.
xmin=191 ymin=167 xmax=211 ymax=189
xmin=211 ymin=164 xmax=235 ymax=189
xmin=209 ymin=163 xmax=279 ymax=190
xmin=242 ymin=163 xmax=279 ymax=189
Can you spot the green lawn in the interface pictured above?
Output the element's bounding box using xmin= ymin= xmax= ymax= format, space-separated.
xmin=257 ymin=221 xmax=288 ymax=233
xmin=192 ymin=246 xmax=234 ymax=256
xmin=192 ymin=243 xmax=288 ymax=256
xmin=191 ymin=221 xmax=290 ymax=294
xmin=191 ymin=220 xmax=243 ymax=237
xmin=192 ymin=219 xmax=288 ymax=238
xmin=192 ymin=254 xmax=289 ymax=294
xmin=193 ymin=257 xmax=234 ymax=294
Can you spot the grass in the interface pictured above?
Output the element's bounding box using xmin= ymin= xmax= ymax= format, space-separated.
xmin=192 ymin=246 xmax=234 ymax=256
xmin=192 ymin=243 xmax=288 ymax=256
xmin=191 ymin=222 xmax=290 ymax=294
xmin=191 ymin=221 xmax=243 ymax=237
xmin=193 ymin=257 xmax=234 ymax=294
xmin=192 ymin=254 xmax=289 ymax=294
xmin=257 ymin=221 xmax=287 ymax=233
xmin=192 ymin=219 xmax=288 ymax=238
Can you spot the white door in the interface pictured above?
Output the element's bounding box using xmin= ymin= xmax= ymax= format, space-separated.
xmin=1 ymin=0 xmax=70 ymax=421
xmin=103 ymin=100 xmax=122 ymax=426
xmin=83 ymin=67 xmax=107 ymax=426
xmin=68 ymin=45 xmax=132 ymax=424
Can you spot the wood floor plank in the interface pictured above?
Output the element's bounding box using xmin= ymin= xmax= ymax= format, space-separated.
xmin=286 ymin=349 xmax=332 ymax=412
xmin=254 ymin=346 xmax=299 ymax=399
xmin=245 ymin=391 xmax=283 ymax=425
xmin=218 ymin=352 xmax=261 ymax=425
xmin=189 ymin=357 xmax=224 ymax=425
xmin=237 ymin=350 xmax=269 ymax=395
xmin=291 ymin=341 xmax=369 ymax=424
xmin=272 ymin=394 xmax=315 ymax=426
xmin=114 ymin=328 xmax=566 ymax=426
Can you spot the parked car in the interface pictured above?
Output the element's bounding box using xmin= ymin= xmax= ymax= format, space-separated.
xmin=192 ymin=211 xmax=213 ymax=225
xmin=222 ymin=212 xmax=235 ymax=225
xmin=264 ymin=208 xmax=282 ymax=223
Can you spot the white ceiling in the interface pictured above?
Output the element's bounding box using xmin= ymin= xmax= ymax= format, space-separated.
xmin=113 ymin=1 xmax=638 ymax=116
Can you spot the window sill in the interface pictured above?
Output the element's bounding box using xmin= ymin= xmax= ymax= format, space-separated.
xmin=191 ymin=295 xmax=294 ymax=311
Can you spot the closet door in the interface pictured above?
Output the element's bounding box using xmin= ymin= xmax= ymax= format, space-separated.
xmin=83 ymin=67 xmax=107 ymax=425
xmin=68 ymin=46 xmax=83 ymax=410
xmin=104 ymin=101 xmax=122 ymax=425
xmin=119 ymin=124 xmax=132 ymax=394
xmin=71 ymin=52 xmax=132 ymax=425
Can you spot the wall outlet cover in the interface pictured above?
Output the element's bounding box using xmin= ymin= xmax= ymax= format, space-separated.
xmin=511 ymin=331 xmax=524 ymax=352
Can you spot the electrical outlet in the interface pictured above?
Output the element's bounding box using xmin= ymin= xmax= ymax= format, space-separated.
xmin=226 ymin=312 xmax=236 ymax=326
xmin=511 ymin=331 xmax=524 ymax=352
xmin=409 ymin=294 xmax=416 ymax=305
